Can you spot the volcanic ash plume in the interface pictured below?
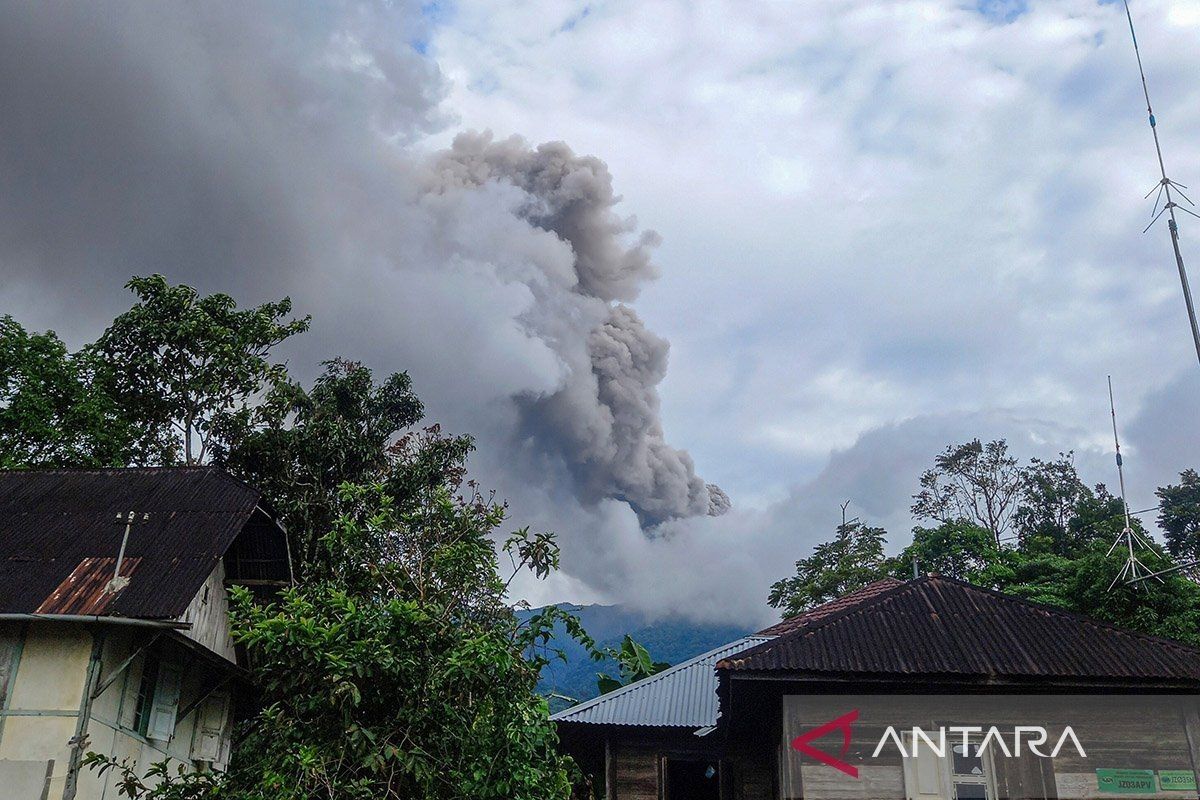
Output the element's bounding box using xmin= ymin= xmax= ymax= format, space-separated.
xmin=431 ymin=132 xmax=726 ymax=521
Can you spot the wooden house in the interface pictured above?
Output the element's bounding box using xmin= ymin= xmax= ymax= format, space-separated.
xmin=0 ymin=468 xmax=291 ymax=800
xmin=555 ymin=577 xmax=1200 ymax=800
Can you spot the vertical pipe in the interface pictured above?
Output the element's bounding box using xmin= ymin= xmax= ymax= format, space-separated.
xmin=63 ymin=629 xmax=106 ymax=800
xmin=1169 ymin=218 xmax=1200 ymax=366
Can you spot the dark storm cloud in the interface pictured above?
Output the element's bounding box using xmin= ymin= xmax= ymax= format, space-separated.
xmin=0 ymin=1 xmax=440 ymax=319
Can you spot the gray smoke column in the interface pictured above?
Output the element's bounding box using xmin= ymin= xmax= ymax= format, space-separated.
xmin=430 ymin=132 xmax=726 ymax=522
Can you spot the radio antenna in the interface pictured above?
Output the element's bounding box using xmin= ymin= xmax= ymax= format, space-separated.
xmin=1121 ymin=0 xmax=1200 ymax=366
xmin=1105 ymin=377 xmax=1160 ymax=590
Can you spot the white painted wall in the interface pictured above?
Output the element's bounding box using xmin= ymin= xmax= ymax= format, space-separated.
xmin=0 ymin=563 xmax=238 ymax=800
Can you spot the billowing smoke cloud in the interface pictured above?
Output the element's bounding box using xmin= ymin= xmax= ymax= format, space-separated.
xmin=8 ymin=0 xmax=1191 ymax=628
xmin=0 ymin=0 xmax=719 ymax=553
xmin=428 ymin=133 xmax=723 ymax=521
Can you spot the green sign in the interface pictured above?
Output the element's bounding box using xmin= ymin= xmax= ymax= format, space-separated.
xmin=1097 ymin=769 xmax=1156 ymax=794
xmin=1159 ymin=771 xmax=1198 ymax=791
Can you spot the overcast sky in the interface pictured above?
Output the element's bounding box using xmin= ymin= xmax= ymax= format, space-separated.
xmin=3 ymin=0 xmax=1199 ymax=625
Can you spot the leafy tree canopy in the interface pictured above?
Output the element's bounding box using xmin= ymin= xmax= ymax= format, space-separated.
xmin=1158 ymin=469 xmax=1200 ymax=562
xmin=4 ymin=277 xmax=593 ymax=800
xmin=768 ymin=518 xmax=888 ymax=617
xmin=97 ymin=274 xmax=311 ymax=464
xmin=772 ymin=441 xmax=1200 ymax=646
xmin=0 ymin=316 xmax=147 ymax=467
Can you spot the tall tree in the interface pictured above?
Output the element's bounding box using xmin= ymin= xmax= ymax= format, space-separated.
xmin=911 ymin=439 xmax=1024 ymax=547
xmin=1157 ymin=469 xmax=1200 ymax=562
xmin=53 ymin=280 xmax=591 ymax=799
xmin=223 ymin=478 xmax=578 ymax=799
xmin=767 ymin=517 xmax=888 ymax=618
xmin=0 ymin=317 xmax=149 ymax=467
xmin=213 ymin=359 xmax=445 ymax=579
xmin=1014 ymin=453 xmax=1087 ymax=551
xmin=97 ymin=275 xmax=310 ymax=464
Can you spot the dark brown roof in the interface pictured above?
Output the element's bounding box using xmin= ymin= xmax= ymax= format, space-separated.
xmin=721 ymin=575 xmax=1200 ymax=684
xmin=0 ymin=467 xmax=266 ymax=619
xmin=756 ymin=578 xmax=904 ymax=636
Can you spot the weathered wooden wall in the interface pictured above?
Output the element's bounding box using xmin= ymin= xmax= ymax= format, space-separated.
xmin=612 ymin=746 xmax=659 ymax=800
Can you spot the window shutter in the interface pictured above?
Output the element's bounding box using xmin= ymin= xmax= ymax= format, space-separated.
xmin=146 ymin=662 xmax=183 ymax=742
xmin=190 ymin=692 xmax=230 ymax=762
xmin=902 ymin=734 xmax=945 ymax=800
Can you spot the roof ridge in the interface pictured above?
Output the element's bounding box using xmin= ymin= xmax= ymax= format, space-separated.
xmin=723 ymin=578 xmax=914 ymax=667
xmin=924 ymin=574 xmax=1200 ymax=657
xmin=720 ymin=575 xmax=1200 ymax=675
xmin=758 ymin=577 xmax=903 ymax=635
xmin=551 ymin=635 xmax=770 ymax=722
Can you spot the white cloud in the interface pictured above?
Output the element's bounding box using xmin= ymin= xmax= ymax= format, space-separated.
xmin=430 ymin=0 xmax=1200 ymax=619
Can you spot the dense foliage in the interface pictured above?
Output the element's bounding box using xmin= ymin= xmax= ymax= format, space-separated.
xmin=767 ymin=519 xmax=889 ymax=617
xmin=5 ymin=277 xmax=581 ymax=799
xmin=770 ymin=443 xmax=1200 ymax=643
xmin=0 ymin=316 xmax=147 ymax=467
xmin=1158 ymin=469 xmax=1200 ymax=562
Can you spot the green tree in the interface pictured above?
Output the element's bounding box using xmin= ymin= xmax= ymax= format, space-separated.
xmin=1157 ymin=469 xmax=1200 ymax=562
xmin=223 ymin=480 xmax=577 ymax=800
xmin=0 ymin=317 xmax=151 ymax=467
xmin=97 ymin=275 xmax=310 ymax=464
xmin=595 ymin=635 xmax=671 ymax=695
xmin=768 ymin=517 xmax=889 ymax=617
xmin=911 ymin=439 xmax=1024 ymax=547
xmin=896 ymin=520 xmax=998 ymax=582
xmin=213 ymin=359 xmax=441 ymax=579
xmin=1014 ymin=453 xmax=1087 ymax=552
xmin=991 ymin=541 xmax=1200 ymax=645
xmin=40 ymin=279 xmax=592 ymax=799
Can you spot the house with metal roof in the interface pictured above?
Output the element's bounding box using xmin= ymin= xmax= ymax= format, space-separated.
xmin=0 ymin=467 xmax=291 ymax=800
xmin=554 ymin=576 xmax=1200 ymax=800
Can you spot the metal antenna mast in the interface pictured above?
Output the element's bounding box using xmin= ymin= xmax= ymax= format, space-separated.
xmin=1105 ymin=377 xmax=1159 ymax=589
xmin=1122 ymin=0 xmax=1200 ymax=366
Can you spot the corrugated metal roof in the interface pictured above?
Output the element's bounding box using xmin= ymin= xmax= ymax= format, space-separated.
xmin=550 ymin=581 xmax=909 ymax=728
xmin=551 ymin=636 xmax=771 ymax=728
xmin=756 ymin=578 xmax=903 ymax=636
xmin=0 ymin=467 xmax=268 ymax=620
xmin=721 ymin=575 xmax=1200 ymax=683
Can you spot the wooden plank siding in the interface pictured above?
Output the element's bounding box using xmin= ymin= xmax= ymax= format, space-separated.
xmin=612 ymin=746 xmax=659 ymax=800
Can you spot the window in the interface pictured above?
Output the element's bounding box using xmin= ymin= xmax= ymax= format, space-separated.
xmin=131 ymin=654 xmax=183 ymax=742
xmin=664 ymin=758 xmax=721 ymax=800
xmin=190 ymin=692 xmax=231 ymax=763
xmin=902 ymin=732 xmax=995 ymax=800
xmin=132 ymin=653 xmax=159 ymax=737
xmin=945 ymin=741 xmax=993 ymax=800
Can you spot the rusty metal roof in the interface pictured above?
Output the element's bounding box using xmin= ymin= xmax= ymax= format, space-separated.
xmin=0 ymin=467 xmax=266 ymax=620
xmin=720 ymin=575 xmax=1200 ymax=684
xmin=756 ymin=578 xmax=904 ymax=636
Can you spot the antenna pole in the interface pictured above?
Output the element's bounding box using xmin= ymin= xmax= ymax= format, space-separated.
xmin=1122 ymin=0 xmax=1200 ymax=366
xmin=1108 ymin=377 xmax=1133 ymax=539
xmin=1105 ymin=377 xmax=1161 ymax=590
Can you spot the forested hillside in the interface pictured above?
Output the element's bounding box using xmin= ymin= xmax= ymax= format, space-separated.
xmin=521 ymin=604 xmax=748 ymax=712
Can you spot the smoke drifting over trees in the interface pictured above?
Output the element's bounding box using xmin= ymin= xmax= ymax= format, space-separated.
xmin=0 ymin=2 xmax=720 ymax=553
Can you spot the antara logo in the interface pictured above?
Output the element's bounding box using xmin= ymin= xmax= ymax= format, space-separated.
xmin=872 ymin=726 xmax=1087 ymax=760
xmin=790 ymin=710 xmax=860 ymax=778
xmin=789 ymin=711 xmax=1088 ymax=779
